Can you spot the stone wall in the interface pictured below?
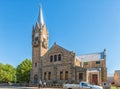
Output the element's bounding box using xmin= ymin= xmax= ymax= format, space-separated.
xmin=40 ymin=44 xmax=76 ymax=84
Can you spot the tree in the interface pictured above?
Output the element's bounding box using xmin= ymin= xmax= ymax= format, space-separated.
xmin=0 ymin=63 xmax=16 ymax=83
xmin=16 ymin=59 xmax=32 ymax=83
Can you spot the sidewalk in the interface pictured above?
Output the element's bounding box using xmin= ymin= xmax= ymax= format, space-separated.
xmin=0 ymin=86 xmax=63 ymax=89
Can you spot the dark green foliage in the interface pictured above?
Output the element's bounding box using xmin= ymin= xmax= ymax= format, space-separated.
xmin=16 ymin=59 xmax=32 ymax=83
xmin=0 ymin=58 xmax=32 ymax=83
xmin=0 ymin=63 xmax=16 ymax=83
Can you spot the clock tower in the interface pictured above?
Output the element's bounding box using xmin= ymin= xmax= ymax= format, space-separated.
xmin=31 ymin=5 xmax=48 ymax=84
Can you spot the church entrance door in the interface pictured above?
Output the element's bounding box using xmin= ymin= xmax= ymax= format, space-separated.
xmin=92 ymin=74 xmax=98 ymax=85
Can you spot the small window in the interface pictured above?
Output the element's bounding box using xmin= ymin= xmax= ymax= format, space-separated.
xmin=35 ymin=63 xmax=37 ymax=67
xmin=54 ymin=55 xmax=57 ymax=62
xmin=58 ymin=54 xmax=61 ymax=61
xmin=84 ymin=62 xmax=88 ymax=65
xmin=96 ymin=61 xmax=100 ymax=64
xmin=50 ymin=56 xmax=53 ymax=62
xmin=79 ymin=73 xmax=83 ymax=80
xmin=48 ymin=72 xmax=51 ymax=80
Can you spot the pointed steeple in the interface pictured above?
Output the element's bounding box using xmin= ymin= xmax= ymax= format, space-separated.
xmin=38 ymin=4 xmax=45 ymax=27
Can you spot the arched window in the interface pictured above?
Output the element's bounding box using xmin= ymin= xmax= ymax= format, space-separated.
xmin=50 ymin=56 xmax=53 ymax=62
xmin=54 ymin=55 xmax=57 ymax=62
xmin=60 ymin=71 xmax=63 ymax=80
xmin=44 ymin=72 xmax=47 ymax=80
xmin=58 ymin=54 xmax=61 ymax=61
xmin=65 ymin=71 xmax=68 ymax=80
xmin=48 ymin=72 xmax=51 ymax=80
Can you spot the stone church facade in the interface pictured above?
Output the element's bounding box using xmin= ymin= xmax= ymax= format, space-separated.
xmin=30 ymin=5 xmax=107 ymax=85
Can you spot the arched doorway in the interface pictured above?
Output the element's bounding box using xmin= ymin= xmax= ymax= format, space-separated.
xmin=34 ymin=74 xmax=38 ymax=84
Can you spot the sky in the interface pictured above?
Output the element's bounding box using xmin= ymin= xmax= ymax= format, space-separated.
xmin=0 ymin=0 xmax=120 ymax=75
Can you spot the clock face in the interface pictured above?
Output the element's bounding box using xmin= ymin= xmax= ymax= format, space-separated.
xmin=33 ymin=33 xmax=39 ymax=47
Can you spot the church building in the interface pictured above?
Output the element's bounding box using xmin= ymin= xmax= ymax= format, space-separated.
xmin=30 ymin=5 xmax=107 ymax=86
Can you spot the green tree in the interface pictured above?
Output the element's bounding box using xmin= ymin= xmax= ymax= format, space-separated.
xmin=16 ymin=59 xmax=32 ymax=83
xmin=0 ymin=63 xmax=16 ymax=83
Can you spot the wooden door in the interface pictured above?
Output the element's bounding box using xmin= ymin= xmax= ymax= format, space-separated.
xmin=92 ymin=74 xmax=98 ymax=85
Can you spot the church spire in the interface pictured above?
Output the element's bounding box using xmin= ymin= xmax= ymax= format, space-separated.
xmin=38 ymin=4 xmax=45 ymax=26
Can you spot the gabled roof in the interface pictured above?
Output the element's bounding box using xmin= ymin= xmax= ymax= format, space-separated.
xmin=44 ymin=42 xmax=74 ymax=56
xmin=50 ymin=43 xmax=72 ymax=53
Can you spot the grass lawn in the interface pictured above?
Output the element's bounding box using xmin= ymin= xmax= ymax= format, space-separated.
xmin=111 ymin=86 xmax=120 ymax=89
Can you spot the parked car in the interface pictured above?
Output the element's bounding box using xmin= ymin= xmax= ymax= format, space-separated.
xmin=63 ymin=81 xmax=103 ymax=89
xmin=103 ymin=82 xmax=111 ymax=89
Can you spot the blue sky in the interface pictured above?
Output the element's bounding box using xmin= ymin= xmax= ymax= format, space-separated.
xmin=0 ymin=0 xmax=120 ymax=75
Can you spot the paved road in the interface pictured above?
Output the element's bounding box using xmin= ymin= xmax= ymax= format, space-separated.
xmin=0 ymin=86 xmax=63 ymax=89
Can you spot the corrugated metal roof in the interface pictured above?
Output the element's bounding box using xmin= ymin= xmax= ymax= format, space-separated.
xmin=78 ymin=52 xmax=104 ymax=62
